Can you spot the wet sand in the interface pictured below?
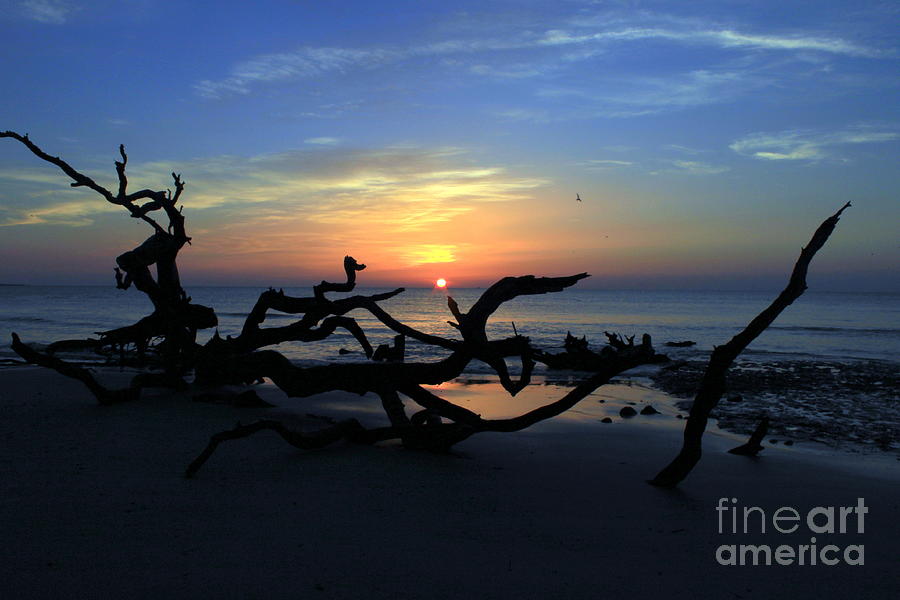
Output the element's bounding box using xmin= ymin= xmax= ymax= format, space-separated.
xmin=651 ymin=359 xmax=900 ymax=453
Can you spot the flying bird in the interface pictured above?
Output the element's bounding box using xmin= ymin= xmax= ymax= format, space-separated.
xmin=576 ymin=193 xmax=582 ymax=202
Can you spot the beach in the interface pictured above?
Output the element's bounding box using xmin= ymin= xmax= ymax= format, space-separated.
xmin=2 ymin=365 xmax=898 ymax=599
xmin=3 ymin=1 xmax=898 ymax=598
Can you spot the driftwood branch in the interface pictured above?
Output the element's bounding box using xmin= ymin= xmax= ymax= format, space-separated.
xmin=2 ymin=132 xmax=212 ymax=382
xmin=10 ymin=333 xmax=139 ymax=405
xmin=727 ymin=415 xmax=769 ymax=456
xmin=650 ymin=202 xmax=850 ymax=487
xmin=185 ymin=418 xmax=367 ymax=478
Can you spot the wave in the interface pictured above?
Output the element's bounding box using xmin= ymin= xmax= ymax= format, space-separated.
xmin=768 ymin=325 xmax=899 ymax=335
xmin=1 ymin=316 xmax=52 ymax=323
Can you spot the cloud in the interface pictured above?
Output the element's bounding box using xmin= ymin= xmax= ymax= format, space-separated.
xmin=606 ymin=70 xmax=749 ymax=114
xmin=397 ymin=244 xmax=458 ymax=267
xmin=194 ymin=16 xmax=884 ymax=99
xmin=493 ymin=108 xmax=552 ymax=122
xmin=580 ymin=159 xmax=634 ymax=170
xmin=469 ymin=63 xmax=543 ymax=79
xmin=0 ymin=166 xmax=121 ymax=226
xmin=529 ymin=69 xmax=762 ymax=119
xmin=304 ymin=137 xmax=341 ymax=146
xmin=0 ymin=199 xmax=103 ymax=227
xmin=668 ymin=160 xmax=730 ymax=175
xmin=665 ymin=144 xmax=707 ymax=155
xmin=195 ymin=47 xmax=390 ymax=99
xmin=0 ymin=146 xmax=547 ymax=236
xmin=538 ymin=27 xmax=879 ymax=58
xmin=647 ymin=160 xmax=729 ymax=176
xmin=19 ymin=0 xmax=74 ymax=24
xmin=730 ymin=126 xmax=900 ymax=161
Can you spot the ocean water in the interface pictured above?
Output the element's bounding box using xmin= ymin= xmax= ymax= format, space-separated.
xmin=3 ymin=284 xmax=897 ymax=451
xmin=1 ymin=284 xmax=897 ymax=370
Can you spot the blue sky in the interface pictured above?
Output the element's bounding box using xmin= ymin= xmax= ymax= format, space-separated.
xmin=0 ymin=0 xmax=897 ymax=290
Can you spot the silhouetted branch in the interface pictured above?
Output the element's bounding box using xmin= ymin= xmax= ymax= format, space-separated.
xmin=185 ymin=418 xmax=367 ymax=478
xmin=2 ymin=131 xmax=115 ymax=201
xmin=727 ymin=415 xmax=769 ymax=456
xmin=314 ymin=255 xmax=366 ymax=301
xmin=650 ymin=203 xmax=850 ymax=488
xmin=10 ymin=333 xmax=139 ymax=405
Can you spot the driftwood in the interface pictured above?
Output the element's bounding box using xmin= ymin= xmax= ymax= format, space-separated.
xmin=10 ymin=333 xmax=138 ymax=405
xmin=664 ymin=340 xmax=696 ymax=348
xmin=1 ymin=130 xmax=217 ymax=379
xmin=184 ymin=418 xmax=367 ymax=478
xmin=650 ymin=202 xmax=851 ymax=487
xmin=2 ymin=132 xmax=850 ymax=487
xmin=536 ymin=331 xmax=667 ymax=371
xmin=727 ymin=416 xmax=769 ymax=456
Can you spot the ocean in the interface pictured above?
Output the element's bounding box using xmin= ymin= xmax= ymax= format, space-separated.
xmin=1 ymin=284 xmax=897 ymax=368
xmin=1 ymin=284 xmax=897 ymax=452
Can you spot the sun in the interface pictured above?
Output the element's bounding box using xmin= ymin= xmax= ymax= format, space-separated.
xmin=435 ymin=278 xmax=447 ymax=288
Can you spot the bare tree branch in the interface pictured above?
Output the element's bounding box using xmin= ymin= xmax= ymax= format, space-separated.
xmin=10 ymin=333 xmax=139 ymax=405
xmin=650 ymin=202 xmax=851 ymax=488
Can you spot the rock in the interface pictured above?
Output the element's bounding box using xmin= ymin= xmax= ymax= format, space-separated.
xmin=769 ymin=439 xmax=779 ymax=444
xmin=619 ymin=406 xmax=637 ymax=418
xmin=727 ymin=394 xmax=743 ymax=403
xmin=601 ymin=417 xmax=613 ymax=423
xmin=676 ymin=414 xmax=683 ymax=419
xmin=784 ymin=440 xmax=794 ymax=446
xmin=338 ymin=348 xmax=354 ymax=355
xmin=640 ymin=405 xmax=660 ymax=415
xmin=664 ymin=340 xmax=696 ymax=347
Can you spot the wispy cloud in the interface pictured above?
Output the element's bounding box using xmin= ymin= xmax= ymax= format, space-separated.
xmin=538 ymin=27 xmax=879 ymax=58
xmin=397 ymin=244 xmax=458 ymax=267
xmin=19 ymin=0 xmax=75 ymax=24
xmin=194 ymin=17 xmax=884 ymax=100
xmin=579 ymin=159 xmax=634 ymax=170
xmin=0 ymin=167 xmax=119 ymax=226
xmin=646 ymin=159 xmax=729 ymax=176
xmin=665 ymin=144 xmax=707 ymax=155
xmin=195 ymin=47 xmax=390 ymax=99
xmin=667 ymin=160 xmax=730 ymax=175
xmin=0 ymin=146 xmax=547 ymax=234
xmin=304 ymin=137 xmax=341 ymax=146
xmin=493 ymin=108 xmax=552 ymax=122
xmin=528 ymin=69 xmax=762 ymax=119
xmin=0 ymin=199 xmax=104 ymax=227
xmin=730 ymin=126 xmax=900 ymax=161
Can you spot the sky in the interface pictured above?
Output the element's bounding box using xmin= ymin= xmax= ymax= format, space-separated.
xmin=0 ymin=0 xmax=897 ymax=291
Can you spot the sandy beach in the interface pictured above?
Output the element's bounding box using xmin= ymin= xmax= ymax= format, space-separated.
xmin=1 ymin=365 xmax=897 ymax=599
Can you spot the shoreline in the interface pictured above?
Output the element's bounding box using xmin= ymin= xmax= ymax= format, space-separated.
xmin=2 ymin=357 xmax=897 ymax=459
xmin=649 ymin=358 xmax=900 ymax=456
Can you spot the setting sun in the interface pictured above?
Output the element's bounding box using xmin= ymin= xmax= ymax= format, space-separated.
xmin=435 ymin=278 xmax=447 ymax=288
